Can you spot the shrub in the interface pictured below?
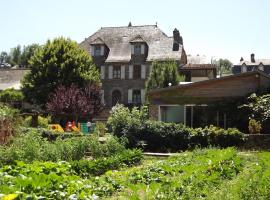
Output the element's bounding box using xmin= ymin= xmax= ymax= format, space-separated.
xmin=0 ymin=128 xmax=126 ymax=164
xmin=248 ymin=119 xmax=262 ymax=134
xmin=71 ymin=149 xmax=142 ymax=177
xmin=108 ymin=105 xmax=246 ymax=151
xmin=0 ymin=88 xmax=24 ymax=102
xmin=94 ymin=122 xmax=107 ymax=137
xmin=23 ymin=115 xmax=51 ymax=128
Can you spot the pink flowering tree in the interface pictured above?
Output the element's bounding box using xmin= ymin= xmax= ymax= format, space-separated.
xmin=46 ymin=84 xmax=103 ymax=122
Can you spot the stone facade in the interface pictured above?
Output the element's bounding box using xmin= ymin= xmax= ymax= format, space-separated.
xmin=80 ymin=24 xmax=187 ymax=108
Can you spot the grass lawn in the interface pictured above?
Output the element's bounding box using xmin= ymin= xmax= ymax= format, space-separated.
xmin=1 ymin=148 xmax=270 ymax=199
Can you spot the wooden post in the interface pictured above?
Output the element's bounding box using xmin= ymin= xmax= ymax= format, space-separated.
xmin=216 ymin=110 xmax=219 ymax=127
xmin=191 ymin=106 xmax=194 ymax=128
xmin=224 ymin=113 xmax=227 ymax=129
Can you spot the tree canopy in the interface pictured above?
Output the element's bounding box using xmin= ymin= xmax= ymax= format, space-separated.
xmin=215 ymin=58 xmax=233 ymax=76
xmin=146 ymin=59 xmax=183 ymax=93
xmin=0 ymin=44 xmax=40 ymax=67
xmin=46 ymin=84 xmax=103 ymax=121
xmin=21 ymin=37 xmax=100 ymax=106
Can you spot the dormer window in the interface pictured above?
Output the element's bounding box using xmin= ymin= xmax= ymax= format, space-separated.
xmin=131 ymin=43 xmax=145 ymax=55
xmin=94 ymin=46 xmax=101 ymax=56
xmin=90 ymin=37 xmax=106 ymax=57
xmin=130 ymin=35 xmax=146 ymax=56
xmin=134 ymin=44 xmax=141 ymax=55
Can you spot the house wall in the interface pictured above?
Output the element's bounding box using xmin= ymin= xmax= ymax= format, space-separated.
xmin=149 ymin=104 xmax=159 ymax=120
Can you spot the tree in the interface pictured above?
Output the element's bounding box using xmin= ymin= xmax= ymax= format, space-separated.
xmin=20 ymin=44 xmax=40 ymax=67
xmin=146 ymin=59 xmax=183 ymax=93
xmin=215 ymin=58 xmax=232 ymax=76
xmin=21 ymin=37 xmax=100 ymax=107
xmin=46 ymin=84 xmax=103 ymax=122
xmin=0 ymin=51 xmax=9 ymax=64
xmin=240 ymin=93 xmax=270 ymax=122
xmin=10 ymin=45 xmax=22 ymax=66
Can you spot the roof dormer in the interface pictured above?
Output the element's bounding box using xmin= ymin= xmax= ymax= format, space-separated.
xmin=130 ymin=35 xmax=147 ymax=56
xmin=89 ymin=37 xmax=107 ymax=57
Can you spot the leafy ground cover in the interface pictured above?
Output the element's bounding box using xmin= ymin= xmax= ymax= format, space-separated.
xmin=1 ymin=148 xmax=270 ymax=199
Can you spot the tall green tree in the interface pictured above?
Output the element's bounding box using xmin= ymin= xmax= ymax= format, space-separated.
xmin=21 ymin=37 xmax=100 ymax=106
xmin=146 ymin=59 xmax=183 ymax=93
xmin=20 ymin=44 xmax=41 ymax=67
xmin=215 ymin=58 xmax=233 ymax=76
xmin=10 ymin=45 xmax=22 ymax=66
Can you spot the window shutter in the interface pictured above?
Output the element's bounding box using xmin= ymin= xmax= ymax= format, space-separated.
xmin=141 ymin=44 xmax=145 ymax=54
xmin=242 ymin=65 xmax=247 ymax=73
xmin=90 ymin=45 xmax=94 ymax=56
xmin=100 ymin=45 xmax=104 ymax=56
xmin=141 ymin=65 xmax=146 ymax=79
xmin=129 ymin=65 xmax=133 ymax=79
xmin=128 ymin=89 xmax=133 ymax=103
xmin=121 ymin=65 xmax=125 ymax=79
xmin=101 ymin=90 xmax=105 ymax=104
xmin=141 ymin=89 xmax=145 ymax=104
xmin=131 ymin=44 xmax=134 ymax=55
xmin=109 ymin=65 xmax=113 ymax=79
xmin=100 ymin=66 xmax=105 ymax=79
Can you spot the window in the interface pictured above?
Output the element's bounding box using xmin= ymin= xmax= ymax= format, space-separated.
xmin=133 ymin=65 xmax=141 ymax=79
xmin=132 ymin=90 xmax=141 ymax=104
xmin=113 ymin=66 xmax=121 ymax=79
xmin=112 ymin=90 xmax=121 ymax=106
xmin=134 ymin=43 xmax=141 ymax=55
xmin=94 ymin=46 xmax=101 ymax=56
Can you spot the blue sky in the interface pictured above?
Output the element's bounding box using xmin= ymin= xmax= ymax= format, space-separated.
xmin=1 ymin=0 xmax=270 ymax=63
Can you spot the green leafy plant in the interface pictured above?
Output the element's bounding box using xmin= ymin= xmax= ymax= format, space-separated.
xmin=248 ymin=119 xmax=262 ymax=134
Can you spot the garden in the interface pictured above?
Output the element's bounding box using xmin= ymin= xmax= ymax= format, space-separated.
xmin=1 ymin=37 xmax=270 ymax=199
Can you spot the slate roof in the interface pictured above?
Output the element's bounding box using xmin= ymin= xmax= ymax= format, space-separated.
xmin=236 ymin=59 xmax=270 ymax=66
xmin=181 ymin=63 xmax=216 ymax=70
xmin=80 ymin=25 xmax=183 ymax=63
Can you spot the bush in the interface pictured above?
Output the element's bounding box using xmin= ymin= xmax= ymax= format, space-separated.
xmin=107 ymin=105 xmax=246 ymax=152
xmin=0 ymin=128 xmax=126 ymax=164
xmin=71 ymin=149 xmax=142 ymax=177
xmin=0 ymin=88 xmax=24 ymax=102
xmin=23 ymin=115 xmax=51 ymax=128
xmin=248 ymin=119 xmax=262 ymax=134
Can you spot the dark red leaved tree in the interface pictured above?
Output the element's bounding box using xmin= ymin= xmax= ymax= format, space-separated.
xmin=46 ymin=84 xmax=103 ymax=122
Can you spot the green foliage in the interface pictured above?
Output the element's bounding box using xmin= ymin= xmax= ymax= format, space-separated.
xmin=0 ymin=104 xmax=18 ymax=121
xmin=108 ymin=105 xmax=245 ymax=152
xmin=0 ymin=88 xmax=24 ymax=102
xmin=23 ymin=115 xmax=51 ymax=128
xmin=248 ymin=119 xmax=262 ymax=134
xmin=214 ymin=58 xmax=233 ymax=76
xmin=146 ymin=59 xmax=183 ymax=93
xmin=21 ymin=37 xmax=100 ymax=106
xmin=107 ymin=104 xmax=148 ymax=138
xmin=1 ymin=148 xmax=270 ymax=199
xmin=240 ymin=93 xmax=270 ymax=122
xmin=71 ymin=149 xmax=142 ymax=177
xmin=0 ymin=128 xmax=126 ymax=164
xmin=93 ymin=122 xmax=107 ymax=137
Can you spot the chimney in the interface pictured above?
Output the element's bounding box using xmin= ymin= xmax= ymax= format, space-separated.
xmin=251 ymin=53 xmax=255 ymax=63
xmin=173 ymin=28 xmax=183 ymax=51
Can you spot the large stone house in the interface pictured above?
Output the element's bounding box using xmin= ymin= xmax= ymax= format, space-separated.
xmin=233 ymin=54 xmax=270 ymax=74
xmin=80 ymin=24 xmax=187 ymax=109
